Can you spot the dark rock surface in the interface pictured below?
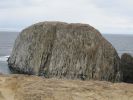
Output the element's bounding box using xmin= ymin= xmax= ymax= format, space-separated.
xmin=121 ymin=53 xmax=133 ymax=83
xmin=8 ymin=21 xmax=122 ymax=82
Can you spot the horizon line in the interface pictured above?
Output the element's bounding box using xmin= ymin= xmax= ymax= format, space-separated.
xmin=0 ymin=29 xmax=132 ymax=35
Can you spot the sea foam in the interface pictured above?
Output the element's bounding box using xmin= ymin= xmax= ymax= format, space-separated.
xmin=0 ymin=56 xmax=9 ymax=62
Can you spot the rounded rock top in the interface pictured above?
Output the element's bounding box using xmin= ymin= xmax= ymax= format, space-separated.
xmin=8 ymin=21 xmax=122 ymax=82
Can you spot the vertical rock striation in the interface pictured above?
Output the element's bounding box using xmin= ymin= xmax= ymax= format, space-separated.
xmin=8 ymin=21 xmax=122 ymax=82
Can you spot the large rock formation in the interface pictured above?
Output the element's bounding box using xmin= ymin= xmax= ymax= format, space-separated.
xmin=0 ymin=74 xmax=133 ymax=100
xmin=121 ymin=53 xmax=133 ymax=83
xmin=8 ymin=21 xmax=122 ymax=82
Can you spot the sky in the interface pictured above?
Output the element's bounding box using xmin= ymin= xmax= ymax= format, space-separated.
xmin=0 ymin=0 xmax=133 ymax=34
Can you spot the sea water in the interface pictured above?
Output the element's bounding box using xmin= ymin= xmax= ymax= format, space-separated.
xmin=103 ymin=34 xmax=133 ymax=56
xmin=0 ymin=32 xmax=19 ymax=74
xmin=0 ymin=32 xmax=133 ymax=74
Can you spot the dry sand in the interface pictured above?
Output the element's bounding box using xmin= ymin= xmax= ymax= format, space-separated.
xmin=0 ymin=74 xmax=133 ymax=100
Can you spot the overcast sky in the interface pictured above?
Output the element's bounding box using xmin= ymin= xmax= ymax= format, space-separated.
xmin=0 ymin=0 xmax=133 ymax=34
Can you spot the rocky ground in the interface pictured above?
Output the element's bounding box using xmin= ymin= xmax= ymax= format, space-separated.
xmin=0 ymin=74 xmax=132 ymax=100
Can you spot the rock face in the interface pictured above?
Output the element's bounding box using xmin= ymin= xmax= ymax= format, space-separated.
xmin=0 ymin=75 xmax=133 ymax=100
xmin=8 ymin=21 xmax=121 ymax=82
xmin=121 ymin=53 xmax=133 ymax=83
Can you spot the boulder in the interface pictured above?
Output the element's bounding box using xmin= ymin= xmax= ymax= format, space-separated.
xmin=121 ymin=53 xmax=133 ymax=83
xmin=8 ymin=21 xmax=122 ymax=82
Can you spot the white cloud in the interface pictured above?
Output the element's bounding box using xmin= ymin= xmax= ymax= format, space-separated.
xmin=0 ymin=0 xmax=133 ymax=34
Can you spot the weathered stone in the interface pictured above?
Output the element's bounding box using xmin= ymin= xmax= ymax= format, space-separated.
xmin=121 ymin=53 xmax=133 ymax=83
xmin=8 ymin=21 xmax=122 ymax=82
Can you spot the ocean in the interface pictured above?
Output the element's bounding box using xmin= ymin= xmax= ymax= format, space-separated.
xmin=0 ymin=32 xmax=133 ymax=74
xmin=103 ymin=34 xmax=133 ymax=56
xmin=0 ymin=32 xmax=19 ymax=74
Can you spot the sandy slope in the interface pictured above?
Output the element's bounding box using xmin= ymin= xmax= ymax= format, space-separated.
xmin=0 ymin=74 xmax=133 ymax=100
